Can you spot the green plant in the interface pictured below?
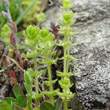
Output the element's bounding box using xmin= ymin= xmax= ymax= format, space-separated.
xmin=56 ymin=0 xmax=77 ymax=110
xmin=0 ymin=0 xmax=77 ymax=110
xmin=38 ymin=28 xmax=59 ymax=105
xmin=0 ymin=84 xmax=27 ymax=110
xmin=21 ymin=0 xmax=45 ymax=28
xmin=15 ymin=0 xmax=39 ymax=26
xmin=0 ymin=24 xmax=12 ymax=45
xmin=23 ymin=26 xmax=59 ymax=108
xmin=40 ymin=98 xmax=62 ymax=110
xmin=24 ymin=70 xmax=33 ymax=110
xmin=23 ymin=25 xmax=43 ymax=109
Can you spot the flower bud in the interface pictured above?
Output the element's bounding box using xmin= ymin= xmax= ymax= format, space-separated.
xmin=2 ymin=11 xmax=8 ymax=18
xmin=2 ymin=0 xmax=10 ymax=8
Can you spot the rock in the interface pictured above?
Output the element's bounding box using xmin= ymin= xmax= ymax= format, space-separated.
xmin=70 ymin=0 xmax=110 ymax=110
xmin=41 ymin=6 xmax=63 ymax=27
xmin=0 ymin=40 xmax=6 ymax=60
xmin=0 ymin=82 xmax=10 ymax=102
xmin=72 ymin=0 xmax=110 ymax=26
xmin=71 ymin=94 xmax=84 ymax=110
xmin=42 ymin=0 xmax=110 ymax=109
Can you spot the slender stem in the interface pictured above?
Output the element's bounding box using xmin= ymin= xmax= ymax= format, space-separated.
xmin=48 ymin=63 xmax=54 ymax=105
xmin=46 ymin=50 xmax=54 ymax=105
xmin=63 ymin=26 xmax=68 ymax=110
xmin=64 ymin=30 xmax=67 ymax=74
xmin=32 ymin=47 xmax=39 ymax=108
xmin=27 ymin=95 xmax=32 ymax=110
xmin=64 ymin=97 xmax=68 ymax=110
xmin=66 ymin=25 xmax=69 ymax=73
xmin=34 ymin=57 xmax=39 ymax=107
xmin=66 ymin=9 xmax=69 ymax=73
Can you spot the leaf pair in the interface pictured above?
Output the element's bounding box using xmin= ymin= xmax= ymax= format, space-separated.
xmin=40 ymin=98 xmax=62 ymax=110
xmin=0 ymin=84 xmax=27 ymax=110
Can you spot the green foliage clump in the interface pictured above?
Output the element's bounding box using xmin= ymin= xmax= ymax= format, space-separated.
xmin=23 ymin=25 xmax=41 ymax=109
xmin=38 ymin=28 xmax=59 ymax=105
xmin=57 ymin=0 xmax=77 ymax=110
xmin=23 ymin=25 xmax=59 ymax=108
xmin=23 ymin=25 xmax=39 ymax=47
xmin=0 ymin=0 xmax=22 ymax=32
xmin=0 ymin=24 xmax=12 ymax=45
xmin=22 ymin=0 xmax=45 ymax=28
xmin=0 ymin=84 xmax=27 ymax=110
xmin=0 ymin=0 xmax=77 ymax=110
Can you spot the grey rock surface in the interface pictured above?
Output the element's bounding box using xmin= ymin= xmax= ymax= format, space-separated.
xmin=71 ymin=0 xmax=110 ymax=109
xmin=43 ymin=0 xmax=110 ymax=110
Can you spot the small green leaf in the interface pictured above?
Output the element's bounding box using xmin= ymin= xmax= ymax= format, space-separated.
xmin=55 ymin=98 xmax=62 ymax=110
xmin=37 ymin=69 xmax=46 ymax=75
xmin=43 ymin=79 xmax=57 ymax=86
xmin=36 ymin=92 xmax=45 ymax=100
xmin=0 ymin=104 xmax=13 ymax=110
xmin=0 ymin=100 xmax=8 ymax=105
xmin=13 ymin=84 xmax=23 ymax=98
xmin=52 ymin=79 xmax=58 ymax=84
xmin=66 ymin=55 xmax=78 ymax=61
xmin=57 ymin=71 xmax=72 ymax=77
xmin=24 ymin=71 xmax=33 ymax=85
xmin=43 ymin=80 xmax=50 ymax=86
xmin=37 ymin=12 xmax=45 ymax=23
xmin=44 ymin=89 xmax=59 ymax=97
xmin=63 ymin=0 xmax=73 ymax=9
xmin=53 ymin=89 xmax=60 ymax=96
xmin=23 ymin=25 xmax=38 ymax=40
xmin=48 ymin=58 xmax=58 ymax=64
xmin=32 ymin=92 xmax=44 ymax=99
xmin=23 ymin=51 xmax=40 ymax=58
xmin=58 ymin=57 xmax=64 ymax=60
xmin=64 ymin=42 xmax=72 ymax=46
xmin=56 ymin=41 xmax=64 ymax=47
xmin=27 ymin=68 xmax=36 ymax=78
xmin=38 ymin=60 xmax=47 ymax=64
xmin=17 ymin=95 xmax=27 ymax=108
xmin=56 ymin=71 xmax=63 ymax=74
xmin=24 ymin=71 xmax=32 ymax=94
xmin=40 ymin=102 xmax=55 ymax=110
xmin=50 ymin=51 xmax=56 ymax=56
xmin=4 ymin=97 xmax=16 ymax=105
